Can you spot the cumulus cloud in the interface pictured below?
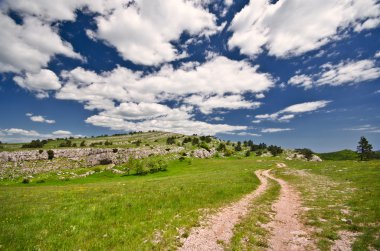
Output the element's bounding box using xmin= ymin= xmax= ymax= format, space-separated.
xmin=0 ymin=13 xmax=82 ymax=73
xmin=229 ymin=0 xmax=380 ymax=58
xmin=13 ymin=69 xmax=61 ymax=97
xmin=288 ymin=74 xmax=313 ymax=89
xmin=52 ymin=130 xmax=72 ymax=136
xmin=1 ymin=128 xmax=40 ymax=137
xmin=255 ymin=100 xmax=331 ymax=122
xmin=93 ymin=0 xmax=218 ymax=65
xmin=289 ymin=59 xmax=380 ymax=89
xmin=261 ymin=128 xmax=293 ymax=133
xmin=26 ymin=113 xmax=55 ymax=124
xmin=54 ymin=56 xmax=273 ymax=135
xmin=185 ymin=94 xmax=261 ymax=114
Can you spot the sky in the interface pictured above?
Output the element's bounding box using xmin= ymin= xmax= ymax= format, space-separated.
xmin=0 ymin=0 xmax=379 ymax=152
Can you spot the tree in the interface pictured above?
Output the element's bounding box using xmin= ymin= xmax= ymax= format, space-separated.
xmin=357 ymin=136 xmax=373 ymax=161
xmin=268 ymin=145 xmax=283 ymax=156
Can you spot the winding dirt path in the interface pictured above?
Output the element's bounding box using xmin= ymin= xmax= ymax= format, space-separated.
xmin=180 ymin=169 xmax=270 ymax=251
xmin=263 ymin=170 xmax=317 ymax=251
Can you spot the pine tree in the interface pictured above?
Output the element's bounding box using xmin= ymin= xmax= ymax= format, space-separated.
xmin=357 ymin=136 xmax=373 ymax=161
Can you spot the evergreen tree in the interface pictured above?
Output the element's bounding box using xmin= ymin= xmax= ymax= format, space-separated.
xmin=357 ymin=136 xmax=373 ymax=161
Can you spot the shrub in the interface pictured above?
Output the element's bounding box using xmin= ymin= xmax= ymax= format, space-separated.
xmin=179 ymin=156 xmax=186 ymax=161
xmin=245 ymin=150 xmax=251 ymax=157
xmin=99 ymin=159 xmax=113 ymax=165
xmin=39 ymin=149 xmax=44 ymax=154
xmin=192 ymin=137 xmax=199 ymax=146
xmin=166 ymin=136 xmax=176 ymax=145
xmin=295 ymin=148 xmax=314 ymax=160
xmin=256 ymin=150 xmax=263 ymax=156
xmin=105 ymin=140 xmax=113 ymax=146
xmin=112 ymin=148 xmax=118 ymax=153
xmin=59 ymin=140 xmax=72 ymax=147
xmin=93 ymin=167 xmax=102 ymax=173
xmin=217 ymin=143 xmax=226 ymax=152
xmin=36 ymin=179 xmax=45 ymax=183
xmin=234 ymin=141 xmax=242 ymax=151
xmin=200 ymin=142 xmax=210 ymax=151
xmin=224 ymin=148 xmax=235 ymax=157
xmin=268 ymin=145 xmax=283 ymax=156
xmin=22 ymin=139 xmax=47 ymax=148
xmin=22 ymin=178 xmax=30 ymax=184
xmin=47 ymin=150 xmax=54 ymax=160
xmin=80 ymin=140 xmax=86 ymax=147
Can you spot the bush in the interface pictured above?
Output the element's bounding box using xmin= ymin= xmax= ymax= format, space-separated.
xmin=47 ymin=150 xmax=54 ymax=160
xmin=200 ymin=142 xmax=210 ymax=151
xmin=99 ymin=159 xmax=112 ymax=165
xmin=224 ymin=148 xmax=235 ymax=157
xmin=105 ymin=140 xmax=113 ymax=146
xmin=179 ymin=156 xmax=186 ymax=161
xmin=217 ymin=143 xmax=226 ymax=152
xmin=166 ymin=136 xmax=176 ymax=145
xmin=22 ymin=178 xmax=30 ymax=184
xmin=39 ymin=149 xmax=44 ymax=154
xmin=59 ymin=140 xmax=72 ymax=147
xmin=80 ymin=140 xmax=86 ymax=147
xmin=256 ymin=150 xmax=263 ymax=156
xmin=112 ymin=148 xmax=118 ymax=153
xmin=295 ymin=148 xmax=314 ymax=160
xmin=93 ymin=167 xmax=102 ymax=172
xmin=22 ymin=139 xmax=47 ymax=148
xmin=268 ymin=145 xmax=283 ymax=156
xmin=36 ymin=179 xmax=45 ymax=183
xmin=245 ymin=150 xmax=251 ymax=157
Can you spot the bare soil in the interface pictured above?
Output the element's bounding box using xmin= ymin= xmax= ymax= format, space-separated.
xmin=180 ymin=170 xmax=270 ymax=251
xmin=263 ymin=170 xmax=317 ymax=251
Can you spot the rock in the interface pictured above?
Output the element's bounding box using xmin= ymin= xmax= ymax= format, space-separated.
xmin=192 ymin=148 xmax=216 ymax=158
xmin=310 ymin=155 xmax=322 ymax=162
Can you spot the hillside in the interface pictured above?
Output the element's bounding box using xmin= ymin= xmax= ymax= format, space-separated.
xmin=318 ymin=149 xmax=380 ymax=160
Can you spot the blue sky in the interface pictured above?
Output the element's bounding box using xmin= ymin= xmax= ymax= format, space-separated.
xmin=0 ymin=0 xmax=379 ymax=152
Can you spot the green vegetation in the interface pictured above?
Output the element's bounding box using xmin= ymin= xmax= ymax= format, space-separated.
xmin=357 ymin=136 xmax=373 ymax=161
xmin=0 ymin=158 xmax=263 ymax=250
xmin=318 ymin=149 xmax=359 ymax=161
xmin=275 ymin=160 xmax=380 ymax=250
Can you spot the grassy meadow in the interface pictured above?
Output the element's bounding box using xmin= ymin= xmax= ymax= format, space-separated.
xmin=0 ymin=133 xmax=379 ymax=251
xmin=0 ymin=157 xmax=271 ymax=250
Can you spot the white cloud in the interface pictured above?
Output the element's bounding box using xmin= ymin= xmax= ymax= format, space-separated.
xmin=229 ymin=0 xmax=380 ymax=58
xmin=26 ymin=113 xmax=55 ymax=124
xmin=55 ymin=56 xmax=273 ymax=134
xmin=261 ymin=128 xmax=293 ymax=133
xmin=13 ymin=69 xmax=61 ymax=98
xmin=255 ymin=100 xmax=331 ymax=122
xmin=317 ymin=60 xmax=380 ymax=86
xmin=290 ymin=59 xmax=380 ymax=89
xmin=255 ymin=93 xmax=265 ymax=99
xmin=0 ymin=13 xmax=82 ymax=73
xmin=235 ymin=132 xmax=261 ymax=137
xmin=288 ymin=74 xmax=313 ymax=89
xmin=0 ymin=128 xmax=82 ymax=142
xmin=52 ymin=130 xmax=72 ymax=136
xmin=2 ymin=128 xmax=40 ymax=137
xmin=185 ymin=94 xmax=261 ymax=114
xmin=375 ymin=51 xmax=380 ymax=58
xmin=93 ymin=0 xmax=218 ymax=65
xmin=280 ymin=101 xmax=331 ymax=114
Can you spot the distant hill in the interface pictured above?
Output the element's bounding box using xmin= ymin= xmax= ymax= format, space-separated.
xmin=318 ymin=149 xmax=380 ymax=160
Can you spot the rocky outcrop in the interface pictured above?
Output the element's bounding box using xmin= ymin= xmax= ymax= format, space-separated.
xmin=0 ymin=147 xmax=184 ymax=165
xmin=192 ymin=148 xmax=216 ymax=158
xmin=285 ymin=152 xmax=322 ymax=162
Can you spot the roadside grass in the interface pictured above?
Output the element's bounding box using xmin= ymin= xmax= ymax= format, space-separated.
xmin=0 ymin=157 xmax=264 ymax=250
xmin=230 ymin=176 xmax=280 ymax=250
xmin=274 ymin=160 xmax=380 ymax=250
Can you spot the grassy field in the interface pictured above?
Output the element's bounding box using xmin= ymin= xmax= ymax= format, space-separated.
xmin=0 ymin=157 xmax=272 ymax=250
xmin=274 ymin=160 xmax=380 ymax=250
xmin=1 ymin=151 xmax=379 ymax=250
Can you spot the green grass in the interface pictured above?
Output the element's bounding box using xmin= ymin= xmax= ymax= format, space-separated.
xmin=317 ymin=149 xmax=359 ymax=160
xmin=274 ymin=160 xmax=380 ymax=250
xmin=0 ymin=157 xmax=266 ymax=250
